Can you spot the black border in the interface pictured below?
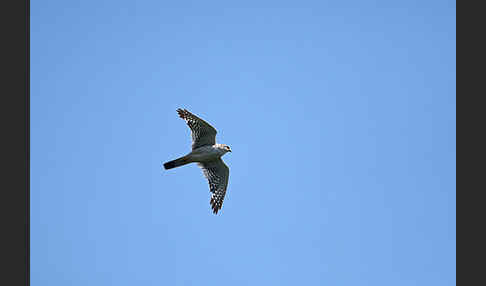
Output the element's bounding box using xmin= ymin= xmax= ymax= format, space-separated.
xmin=457 ymin=0 xmax=482 ymax=285
xmin=27 ymin=0 xmax=30 ymax=283
xmin=2 ymin=0 xmax=29 ymax=285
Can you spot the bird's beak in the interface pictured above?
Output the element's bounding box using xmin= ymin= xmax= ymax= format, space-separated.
xmin=229 ymin=149 xmax=232 ymax=152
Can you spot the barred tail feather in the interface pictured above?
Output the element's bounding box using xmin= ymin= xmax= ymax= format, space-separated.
xmin=163 ymin=156 xmax=190 ymax=170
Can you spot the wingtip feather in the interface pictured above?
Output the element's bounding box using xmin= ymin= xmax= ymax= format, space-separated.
xmin=177 ymin=108 xmax=190 ymax=119
xmin=210 ymin=198 xmax=222 ymax=215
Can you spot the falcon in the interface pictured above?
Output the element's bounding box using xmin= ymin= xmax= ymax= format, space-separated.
xmin=163 ymin=108 xmax=231 ymax=214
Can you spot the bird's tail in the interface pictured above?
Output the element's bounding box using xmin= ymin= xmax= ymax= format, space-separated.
xmin=163 ymin=155 xmax=191 ymax=170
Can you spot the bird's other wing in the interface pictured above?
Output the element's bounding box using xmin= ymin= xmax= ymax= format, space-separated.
xmin=177 ymin=109 xmax=218 ymax=150
xmin=198 ymin=158 xmax=229 ymax=214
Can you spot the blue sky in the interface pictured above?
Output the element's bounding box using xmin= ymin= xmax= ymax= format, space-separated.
xmin=31 ymin=1 xmax=456 ymax=285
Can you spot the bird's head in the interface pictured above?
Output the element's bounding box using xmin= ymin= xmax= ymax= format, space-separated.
xmin=221 ymin=144 xmax=232 ymax=153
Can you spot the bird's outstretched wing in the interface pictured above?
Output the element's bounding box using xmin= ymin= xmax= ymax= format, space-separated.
xmin=198 ymin=158 xmax=229 ymax=214
xmin=177 ymin=109 xmax=218 ymax=150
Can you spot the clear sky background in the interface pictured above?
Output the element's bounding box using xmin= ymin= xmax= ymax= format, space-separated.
xmin=31 ymin=1 xmax=456 ymax=285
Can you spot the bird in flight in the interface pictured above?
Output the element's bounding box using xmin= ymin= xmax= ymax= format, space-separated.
xmin=163 ymin=109 xmax=231 ymax=214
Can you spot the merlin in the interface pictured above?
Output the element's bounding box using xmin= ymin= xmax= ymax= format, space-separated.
xmin=163 ymin=109 xmax=231 ymax=214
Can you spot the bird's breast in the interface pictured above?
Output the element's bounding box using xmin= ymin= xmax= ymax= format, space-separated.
xmin=189 ymin=146 xmax=220 ymax=162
